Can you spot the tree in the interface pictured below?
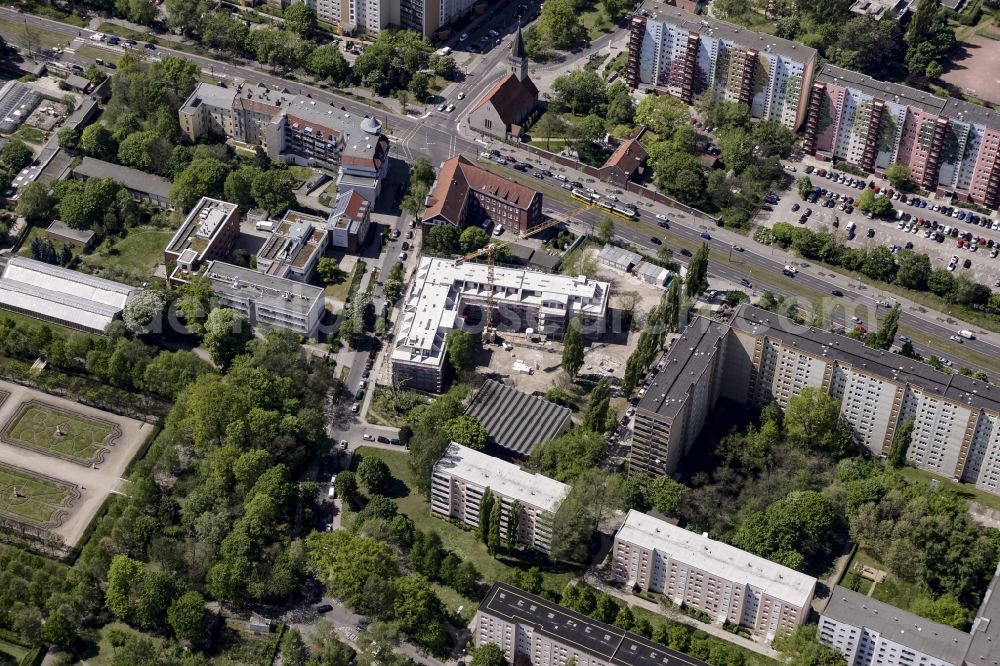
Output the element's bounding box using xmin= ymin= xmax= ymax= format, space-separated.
xmin=358 ymin=456 xmax=392 ymax=494
xmin=336 ymin=471 xmax=360 ymax=506
xmin=910 ymin=595 xmax=969 ymax=628
xmin=551 ymin=470 xmax=620 ymax=562
xmin=895 ymin=250 xmax=931 ymax=291
xmin=56 ymin=127 xmax=80 ymax=153
xmin=796 ymin=176 xmax=814 ymax=199
xmin=117 ymin=131 xmax=171 ymax=173
xmin=168 ymin=591 xmax=209 ymax=644
xmin=733 ymin=491 xmax=840 ymax=569
xmin=40 ymin=610 xmax=75 ymax=648
xmin=251 ymin=169 xmax=297 ymax=215
xmin=105 ymin=555 xmax=144 ymax=622
xmin=533 ymin=427 xmax=606 ymax=482
xmin=470 ymin=644 xmax=506 ymax=666
xmin=887 ymin=416 xmax=914 ymax=469
xmin=488 ymin=494 xmax=502 ymax=555
xmin=203 ymin=307 xmax=253 ymax=369
xmin=306 ymin=531 xmax=399 ymax=608
xmin=886 ymin=163 xmax=910 ymax=189
xmin=408 ymin=71 xmax=431 ymax=101
xmin=425 ymin=225 xmax=459 ymax=256
xmin=477 ymin=490 xmax=494 ymax=544
xmin=307 ymin=45 xmax=351 ymax=83
xmin=281 ymin=628 xmax=309 ymax=666
xmin=561 ymin=316 xmax=585 ymax=380
xmin=784 ymin=387 xmax=854 ymax=459
xmin=552 ymin=70 xmax=607 ymax=116
xmin=773 ymin=626 xmax=847 ymax=666
xmin=384 ymin=262 xmax=406 ymax=304
xmin=460 ymin=226 xmax=490 ymax=254
xmin=537 ymin=0 xmax=588 ymax=51
xmin=444 ymin=415 xmax=488 ymax=451
xmin=15 ymin=182 xmax=52 ymax=223
xmin=429 ymin=54 xmax=459 ymax=80
xmin=927 ymin=268 xmax=955 ymax=296
xmin=506 ymin=499 xmax=523 ymax=547
xmin=635 ymin=94 xmax=687 ymax=137
xmin=0 ymin=139 xmax=32 ymax=173
xmin=80 ymin=124 xmax=118 ymax=161
xmin=284 ymin=2 xmax=317 ymax=35
xmin=867 ymin=304 xmax=900 ymax=350
xmin=316 ymin=257 xmax=342 ymax=286
xmin=121 ymin=290 xmax=166 ymax=336
xmin=649 ymin=476 xmax=686 ymax=516
xmin=166 ymin=0 xmax=208 ymax=35
xmin=444 ymin=329 xmax=475 ymax=373
xmin=582 ymin=380 xmax=612 ymax=432
xmin=686 ymin=243 xmax=709 ymax=298
xmin=170 ymin=158 xmax=229 ymax=211
xmin=532 ymin=112 xmax=569 ymax=150
xmin=597 ymin=217 xmax=615 ymax=244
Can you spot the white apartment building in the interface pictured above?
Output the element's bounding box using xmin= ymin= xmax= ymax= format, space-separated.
xmin=625 ymin=3 xmax=817 ymax=130
xmin=203 ymin=261 xmax=325 ymax=338
xmin=476 ymin=582 xmax=707 ymax=666
xmin=819 ymin=586 xmax=970 ymax=666
xmin=631 ymin=304 xmax=1000 ymax=497
xmin=431 ymin=443 xmax=569 ymax=553
xmin=392 ymin=257 xmax=610 ymax=393
xmin=292 ymin=0 xmax=439 ymax=38
xmin=612 ymin=510 xmax=815 ymax=641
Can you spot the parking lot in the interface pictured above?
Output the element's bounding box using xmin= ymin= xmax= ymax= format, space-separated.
xmin=760 ymin=165 xmax=1000 ymax=287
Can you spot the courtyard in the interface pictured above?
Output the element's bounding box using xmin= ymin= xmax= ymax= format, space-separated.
xmin=0 ymin=381 xmax=153 ymax=547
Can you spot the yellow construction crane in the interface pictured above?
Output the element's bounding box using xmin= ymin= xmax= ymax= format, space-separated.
xmin=460 ymin=204 xmax=593 ymax=343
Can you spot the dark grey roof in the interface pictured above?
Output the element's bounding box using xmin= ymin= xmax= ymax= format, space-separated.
xmin=637 ymin=316 xmax=727 ymax=420
xmin=643 ymin=0 xmax=816 ymax=63
xmin=479 ymin=583 xmax=710 ymax=666
xmin=818 ymin=64 xmax=1000 ymax=131
xmin=465 ymin=380 xmax=571 ymax=457
xmin=823 ymin=586 xmax=970 ymax=665
xmin=73 ymin=157 xmax=172 ymax=201
xmin=732 ymin=304 xmax=1000 ymax=415
xmin=967 ymin=563 xmax=1000 ymax=666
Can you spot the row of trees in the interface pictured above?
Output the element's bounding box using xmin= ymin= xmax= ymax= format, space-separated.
xmin=767 ymin=222 xmax=999 ymax=311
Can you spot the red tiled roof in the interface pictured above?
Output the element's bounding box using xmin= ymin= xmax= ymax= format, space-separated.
xmin=469 ymin=74 xmax=538 ymax=127
xmin=422 ymin=155 xmax=540 ymax=226
xmin=602 ymin=139 xmax=648 ymax=176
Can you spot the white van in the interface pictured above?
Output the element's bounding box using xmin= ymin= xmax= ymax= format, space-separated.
xmin=327 ymin=485 xmax=336 ymax=500
xmin=845 ymin=221 xmax=856 ymax=233
xmin=255 ymin=220 xmax=274 ymax=232
xmin=958 ymin=329 xmax=976 ymax=340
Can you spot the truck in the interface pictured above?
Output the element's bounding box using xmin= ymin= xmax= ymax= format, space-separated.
xmin=958 ymin=329 xmax=976 ymax=340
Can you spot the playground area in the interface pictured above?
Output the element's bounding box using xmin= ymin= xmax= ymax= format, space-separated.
xmin=0 ymin=381 xmax=153 ymax=547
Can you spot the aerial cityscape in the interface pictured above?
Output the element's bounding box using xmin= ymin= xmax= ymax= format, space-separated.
xmin=0 ymin=0 xmax=999 ymax=664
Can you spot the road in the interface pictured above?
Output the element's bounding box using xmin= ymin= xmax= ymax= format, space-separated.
xmin=4 ymin=7 xmax=1000 ymax=377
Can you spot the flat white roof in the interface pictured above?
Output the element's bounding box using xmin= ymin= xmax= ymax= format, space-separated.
xmin=434 ymin=443 xmax=570 ymax=513
xmin=392 ymin=256 xmax=610 ymax=368
xmin=616 ymin=510 xmax=816 ymax=608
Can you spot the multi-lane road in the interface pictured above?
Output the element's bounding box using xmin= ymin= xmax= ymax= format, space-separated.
xmin=3 ymin=5 xmax=1000 ymax=376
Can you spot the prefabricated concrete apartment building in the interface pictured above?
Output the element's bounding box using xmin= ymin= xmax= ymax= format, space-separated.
xmin=631 ymin=305 xmax=1000 ymax=497
xmin=431 ymin=443 xmax=569 ymax=553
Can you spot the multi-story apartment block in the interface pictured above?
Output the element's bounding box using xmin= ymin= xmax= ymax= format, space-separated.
xmin=612 ymin=510 xmax=815 ymax=641
xmin=431 ymin=443 xmax=569 ymax=553
xmin=804 ymin=65 xmax=1000 ymax=209
xmin=422 ymin=155 xmax=543 ymax=235
xmin=391 ymin=257 xmax=610 ymax=392
xmin=179 ymin=83 xmax=390 ymax=202
xmin=256 ymin=210 xmax=329 ymax=282
xmin=164 ymin=198 xmax=241 ymax=286
xmin=476 ymin=582 xmax=709 ymax=666
xmin=631 ymin=317 xmax=730 ymax=477
xmin=203 ymin=261 xmax=325 ymax=337
xmin=630 ymin=304 xmax=1000 ymax=497
xmin=625 ymin=3 xmax=817 ymax=130
xmin=291 ymin=0 xmax=438 ymax=37
xmin=819 ymin=586 xmax=971 ymax=666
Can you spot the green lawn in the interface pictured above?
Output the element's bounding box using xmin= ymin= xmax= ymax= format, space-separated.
xmin=899 ymin=466 xmax=1000 ymax=512
xmin=17 ymin=226 xmax=49 ymax=258
xmin=579 ymin=4 xmax=615 ymax=40
xmin=83 ymin=229 xmax=174 ymax=278
xmin=351 ymin=447 xmax=582 ymax=594
xmin=0 ymin=461 xmax=78 ymax=526
xmin=88 ymin=623 xmax=165 ymax=666
xmin=0 ymin=305 xmax=96 ymax=344
xmin=288 ymin=165 xmax=314 ymax=187
xmin=0 ymin=17 xmax=72 ymax=49
xmin=11 ymin=124 xmax=48 ymax=145
xmin=77 ymin=44 xmax=123 ymax=64
xmin=4 ymin=402 xmax=118 ymax=464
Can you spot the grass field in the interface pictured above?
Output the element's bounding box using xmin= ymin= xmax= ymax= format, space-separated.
xmin=4 ymin=402 xmax=118 ymax=464
xmin=83 ymin=229 xmax=174 ymax=278
xmin=0 ymin=638 xmax=28 ymax=662
xmin=12 ymin=124 xmax=47 ymax=144
xmin=0 ymin=462 xmax=77 ymax=526
xmin=76 ymin=44 xmax=123 ymax=64
xmin=846 ymin=548 xmax=924 ymax=612
xmin=900 ymin=465 xmax=1000 ymax=512
xmin=0 ymin=17 xmax=72 ymax=49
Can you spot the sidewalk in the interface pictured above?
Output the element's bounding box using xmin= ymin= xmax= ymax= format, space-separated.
xmin=583 ymin=571 xmax=780 ymax=659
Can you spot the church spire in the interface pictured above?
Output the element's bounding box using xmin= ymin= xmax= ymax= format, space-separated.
xmin=508 ymin=23 xmax=528 ymax=81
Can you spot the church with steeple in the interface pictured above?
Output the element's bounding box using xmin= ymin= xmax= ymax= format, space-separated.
xmin=466 ymin=25 xmax=539 ymax=141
